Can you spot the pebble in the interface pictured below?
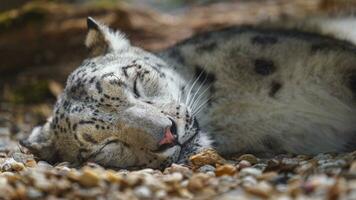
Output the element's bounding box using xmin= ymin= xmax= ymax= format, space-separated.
xmin=162 ymin=172 xmax=183 ymax=182
xmin=245 ymin=181 xmax=273 ymax=198
xmin=0 ymin=158 xmax=24 ymax=172
xmin=258 ymin=171 xmax=278 ymax=181
xmin=215 ymin=164 xmax=237 ymax=177
xmin=27 ymin=187 xmax=43 ymax=199
xmin=0 ymin=139 xmax=354 ymax=199
xmin=188 ymin=173 xmax=210 ymax=191
xmin=11 ymin=161 xmax=25 ymax=171
xmin=238 ymin=160 xmax=252 ymax=169
xmin=37 ymin=161 xmax=53 ymax=169
xmin=238 ymin=154 xmax=258 ymax=165
xmin=105 ymin=170 xmax=122 ymax=183
xmin=134 ymin=186 xmax=152 ymax=199
xmin=198 ymin=164 xmax=216 ymax=173
xmin=78 ymin=168 xmax=100 ymax=187
xmin=242 ymin=176 xmax=257 ymax=186
xmin=189 ymin=148 xmax=226 ymax=167
xmin=164 ymin=164 xmax=192 ymax=178
xmin=239 ymin=167 xmax=262 ymax=177
xmin=25 ymin=159 xmax=37 ymax=168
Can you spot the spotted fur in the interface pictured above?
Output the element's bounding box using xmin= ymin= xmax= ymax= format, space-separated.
xmin=22 ymin=16 xmax=356 ymax=169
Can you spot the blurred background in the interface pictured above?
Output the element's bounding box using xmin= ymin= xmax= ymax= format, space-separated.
xmin=1 ymin=0 xmax=356 ymax=150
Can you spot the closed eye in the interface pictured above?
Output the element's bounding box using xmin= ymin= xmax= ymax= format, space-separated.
xmin=133 ymin=77 xmax=141 ymax=98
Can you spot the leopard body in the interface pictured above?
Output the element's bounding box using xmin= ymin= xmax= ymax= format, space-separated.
xmin=21 ymin=16 xmax=356 ymax=169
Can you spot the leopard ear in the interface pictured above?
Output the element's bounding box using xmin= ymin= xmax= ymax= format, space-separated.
xmin=85 ymin=17 xmax=130 ymax=57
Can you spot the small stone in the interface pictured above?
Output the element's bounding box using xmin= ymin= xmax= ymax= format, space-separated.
xmin=266 ymin=159 xmax=280 ymax=170
xmin=134 ymin=186 xmax=152 ymax=199
xmin=0 ymin=127 xmax=10 ymax=136
xmin=27 ymin=187 xmax=43 ymax=199
xmin=215 ymin=164 xmax=237 ymax=177
xmin=11 ymin=161 xmax=25 ymax=171
xmin=258 ymin=172 xmax=278 ymax=181
xmin=238 ymin=160 xmax=251 ymax=169
xmin=242 ymin=176 xmax=257 ymax=187
xmin=1 ymin=158 xmax=16 ymax=171
xmin=349 ymin=161 xmax=356 ymax=172
xmin=1 ymin=158 xmax=25 ymax=172
xmin=1 ymin=172 xmax=19 ymax=183
xmin=198 ymin=165 xmax=216 ymax=173
xmin=155 ymin=190 xmax=167 ymax=199
xmin=105 ymin=170 xmax=122 ymax=183
xmin=188 ymin=173 xmax=209 ymax=191
xmin=25 ymin=159 xmax=37 ymax=168
xmin=245 ymin=181 xmax=273 ymax=198
xmin=67 ymin=170 xmax=80 ymax=181
xmin=15 ymin=183 xmax=27 ymax=200
xmin=239 ymin=167 xmax=262 ymax=177
xmin=164 ymin=164 xmax=192 ymax=178
xmin=37 ymin=161 xmax=53 ymax=169
xmin=178 ymin=188 xmax=193 ymax=199
xmin=189 ymin=148 xmax=226 ymax=168
xmin=252 ymin=163 xmax=267 ymax=171
xmin=238 ymin=154 xmax=258 ymax=165
xmin=296 ymin=155 xmax=311 ymax=160
xmin=78 ymin=168 xmax=100 ymax=187
xmin=162 ymin=172 xmax=183 ymax=182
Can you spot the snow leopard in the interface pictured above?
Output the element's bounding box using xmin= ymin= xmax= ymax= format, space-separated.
xmin=20 ymin=16 xmax=356 ymax=169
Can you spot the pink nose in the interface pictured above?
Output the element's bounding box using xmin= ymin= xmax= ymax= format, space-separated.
xmin=159 ymin=128 xmax=175 ymax=145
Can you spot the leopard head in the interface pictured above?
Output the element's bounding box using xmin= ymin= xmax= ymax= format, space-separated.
xmin=20 ymin=17 xmax=211 ymax=169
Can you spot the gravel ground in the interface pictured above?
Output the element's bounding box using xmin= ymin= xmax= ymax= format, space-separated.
xmin=0 ymin=123 xmax=356 ymax=200
xmin=2 ymin=1 xmax=356 ymax=199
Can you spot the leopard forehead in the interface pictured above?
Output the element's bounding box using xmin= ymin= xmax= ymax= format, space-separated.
xmin=67 ymin=49 xmax=177 ymax=99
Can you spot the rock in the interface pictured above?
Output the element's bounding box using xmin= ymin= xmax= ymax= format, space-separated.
xmin=245 ymin=181 xmax=273 ymax=198
xmin=155 ymin=190 xmax=167 ymax=199
xmin=78 ymin=168 xmax=100 ymax=187
xmin=198 ymin=165 xmax=216 ymax=173
xmin=215 ymin=164 xmax=237 ymax=177
xmin=105 ymin=170 xmax=122 ymax=183
xmin=1 ymin=158 xmax=24 ymax=172
xmin=266 ymin=159 xmax=280 ymax=171
xmin=189 ymin=148 xmax=226 ymax=168
xmin=252 ymin=163 xmax=267 ymax=171
xmin=350 ymin=161 xmax=356 ymax=172
xmin=162 ymin=172 xmax=183 ymax=183
xmin=27 ymin=187 xmax=43 ymax=199
xmin=242 ymin=176 xmax=257 ymax=187
xmin=238 ymin=160 xmax=251 ymax=169
xmin=0 ymin=127 xmax=10 ymax=136
xmin=37 ymin=161 xmax=53 ymax=170
xmin=239 ymin=168 xmax=262 ymax=177
xmin=258 ymin=172 xmax=278 ymax=181
xmin=164 ymin=164 xmax=192 ymax=178
xmin=10 ymin=161 xmax=25 ymax=171
xmin=134 ymin=186 xmax=152 ymax=199
xmin=238 ymin=154 xmax=258 ymax=165
xmin=188 ymin=173 xmax=209 ymax=191
xmin=25 ymin=159 xmax=37 ymax=168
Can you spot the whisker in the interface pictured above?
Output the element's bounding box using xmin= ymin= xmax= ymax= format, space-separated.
xmin=185 ymin=71 xmax=204 ymax=106
xmin=188 ymin=75 xmax=208 ymax=108
xmin=192 ymin=97 xmax=213 ymax=116
xmin=191 ymin=84 xmax=212 ymax=111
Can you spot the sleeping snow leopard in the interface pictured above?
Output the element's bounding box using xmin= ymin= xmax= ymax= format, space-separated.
xmin=21 ymin=17 xmax=356 ymax=169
